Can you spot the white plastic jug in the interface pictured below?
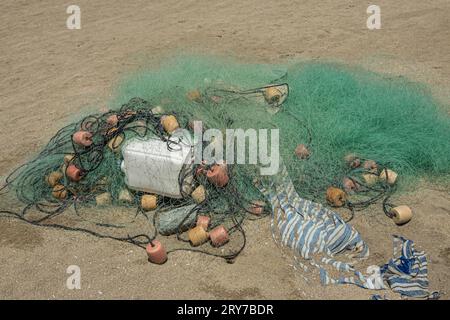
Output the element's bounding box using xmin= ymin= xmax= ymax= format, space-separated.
xmin=121 ymin=134 xmax=194 ymax=198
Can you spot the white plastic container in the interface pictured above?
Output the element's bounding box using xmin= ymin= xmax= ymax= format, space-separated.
xmin=121 ymin=134 xmax=194 ymax=198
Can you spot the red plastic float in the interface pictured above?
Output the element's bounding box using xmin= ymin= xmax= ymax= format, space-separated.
xmin=209 ymin=225 xmax=229 ymax=247
xmin=72 ymin=131 xmax=93 ymax=147
xmin=146 ymin=240 xmax=168 ymax=264
xmin=196 ymin=215 xmax=210 ymax=230
xmin=66 ymin=164 xmax=83 ymax=182
xmin=206 ymin=164 xmax=229 ymax=188
xmin=106 ymin=114 xmax=119 ymax=127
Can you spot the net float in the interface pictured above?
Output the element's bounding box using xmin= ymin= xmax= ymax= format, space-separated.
xmin=326 ymin=186 xmax=347 ymax=207
xmin=141 ymin=194 xmax=158 ymax=211
xmin=294 ymin=144 xmax=310 ymax=159
xmin=72 ymin=131 xmax=93 ymax=147
xmin=206 ymin=164 xmax=229 ymax=188
xmin=146 ymin=240 xmax=168 ymax=264
xmin=344 ymin=154 xmax=361 ymax=168
xmin=191 ymin=185 xmax=206 ymax=204
xmin=107 ymin=134 xmax=124 ymax=152
xmin=209 ymin=225 xmax=229 ymax=247
xmin=66 ymin=164 xmax=83 ymax=182
xmin=95 ymin=192 xmax=112 ymax=206
xmin=362 ymin=173 xmax=378 ymax=186
xmin=196 ymin=215 xmax=210 ymax=230
xmin=106 ymin=114 xmax=119 ymax=127
xmin=188 ymin=225 xmax=209 ymax=246
xmin=52 ymin=184 xmax=67 ymax=200
xmin=63 ymin=154 xmax=75 ymax=165
xmin=46 ymin=171 xmax=63 ymax=187
xmin=379 ymin=169 xmax=398 ymax=185
xmin=363 ymin=160 xmax=378 ymax=173
xmin=342 ymin=177 xmax=359 ymax=193
xmin=390 ymin=205 xmax=412 ymax=225
xmin=186 ymin=89 xmax=202 ymax=102
xmin=248 ymin=200 xmax=266 ymax=215
xmin=118 ymin=189 xmax=133 ymax=203
xmin=263 ymin=87 xmax=282 ymax=105
xmin=161 ymin=115 xmax=180 ymax=134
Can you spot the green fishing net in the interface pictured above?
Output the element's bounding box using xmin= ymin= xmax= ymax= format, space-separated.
xmin=1 ymin=55 xmax=449 ymax=259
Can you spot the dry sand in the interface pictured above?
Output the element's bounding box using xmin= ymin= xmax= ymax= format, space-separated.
xmin=0 ymin=0 xmax=449 ymax=299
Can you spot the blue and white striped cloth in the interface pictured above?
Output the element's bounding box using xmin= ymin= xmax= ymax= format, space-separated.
xmin=379 ymin=235 xmax=440 ymax=299
xmin=256 ymin=165 xmax=439 ymax=299
xmin=255 ymin=165 xmax=382 ymax=289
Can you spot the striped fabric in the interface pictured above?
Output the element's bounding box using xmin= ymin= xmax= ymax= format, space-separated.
xmin=255 ymin=165 xmax=384 ymax=290
xmin=379 ymin=235 xmax=440 ymax=299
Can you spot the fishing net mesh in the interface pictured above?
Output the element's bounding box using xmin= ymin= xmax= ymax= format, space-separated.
xmin=1 ymin=56 xmax=450 ymax=260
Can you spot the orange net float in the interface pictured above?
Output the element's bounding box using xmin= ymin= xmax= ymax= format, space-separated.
xmin=209 ymin=225 xmax=229 ymax=247
xmin=160 ymin=115 xmax=179 ymax=134
xmin=66 ymin=164 xmax=83 ymax=182
xmin=344 ymin=153 xmax=361 ymax=169
xmin=326 ymin=186 xmax=347 ymax=207
xmin=196 ymin=215 xmax=210 ymax=230
xmin=46 ymin=171 xmax=63 ymax=187
xmin=188 ymin=226 xmax=209 ymax=246
xmin=390 ymin=205 xmax=413 ymax=225
xmin=263 ymin=86 xmax=282 ymax=105
xmin=363 ymin=159 xmax=378 ymax=173
xmin=379 ymin=168 xmax=398 ymax=185
xmin=342 ymin=177 xmax=359 ymax=194
xmin=146 ymin=240 xmax=168 ymax=264
xmin=294 ymin=144 xmax=310 ymax=159
xmin=52 ymin=184 xmax=67 ymax=200
xmin=191 ymin=185 xmax=206 ymax=204
xmin=206 ymin=164 xmax=229 ymax=188
xmin=106 ymin=114 xmax=119 ymax=127
xmin=141 ymin=194 xmax=158 ymax=211
xmin=72 ymin=130 xmax=93 ymax=147
xmin=248 ymin=200 xmax=266 ymax=215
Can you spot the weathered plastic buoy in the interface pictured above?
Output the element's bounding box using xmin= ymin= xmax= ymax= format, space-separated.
xmin=52 ymin=184 xmax=67 ymax=200
xmin=206 ymin=164 xmax=229 ymax=188
xmin=73 ymin=131 xmax=93 ymax=147
xmin=186 ymin=89 xmax=202 ymax=102
xmin=379 ymin=169 xmax=398 ymax=185
xmin=342 ymin=177 xmax=359 ymax=193
xmin=106 ymin=114 xmax=119 ymax=127
xmin=263 ymin=87 xmax=282 ymax=105
xmin=141 ymin=194 xmax=157 ymax=211
xmin=146 ymin=240 xmax=168 ymax=264
xmin=362 ymin=173 xmax=378 ymax=186
xmin=344 ymin=154 xmax=361 ymax=168
xmin=107 ymin=134 xmax=124 ymax=152
xmin=118 ymin=189 xmax=133 ymax=203
xmin=209 ymin=225 xmax=229 ymax=247
xmin=66 ymin=164 xmax=83 ymax=182
xmin=294 ymin=144 xmax=310 ymax=159
xmin=161 ymin=115 xmax=180 ymax=134
xmin=196 ymin=215 xmax=210 ymax=230
xmin=191 ymin=185 xmax=206 ymax=204
xmin=390 ymin=205 xmax=412 ymax=225
xmin=248 ymin=200 xmax=265 ymax=215
xmin=326 ymin=186 xmax=347 ymax=207
xmin=46 ymin=171 xmax=63 ymax=187
xmin=188 ymin=225 xmax=209 ymax=246
xmin=363 ymin=160 xmax=378 ymax=173
xmin=96 ymin=192 xmax=112 ymax=206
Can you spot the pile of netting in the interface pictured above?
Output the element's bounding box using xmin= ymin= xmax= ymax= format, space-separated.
xmin=1 ymin=56 xmax=450 ymax=263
